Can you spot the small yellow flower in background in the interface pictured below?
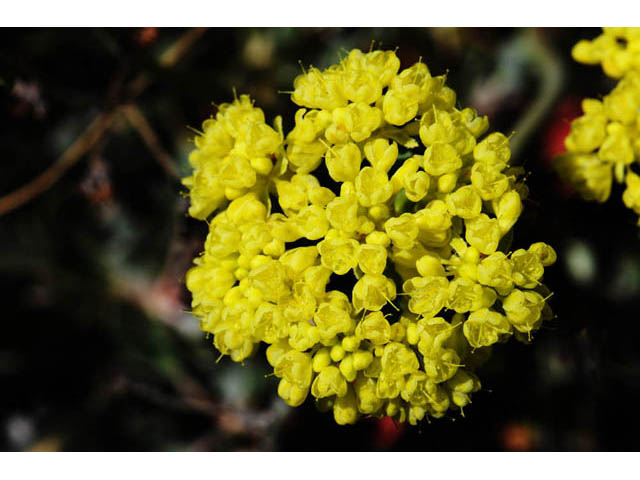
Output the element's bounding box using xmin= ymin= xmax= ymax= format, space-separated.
xmin=572 ymin=28 xmax=640 ymax=78
xmin=623 ymin=171 xmax=640 ymax=216
xmin=556 ymin=28 xmax=640 ymax=224
xmin=184 ymin=47 xmax=556 ymax=425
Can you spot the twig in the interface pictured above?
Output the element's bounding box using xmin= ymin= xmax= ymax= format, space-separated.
xmin=177 ymin=380 xmax=287 ymax=444
xmin=0 ymin=112 xmax=117 ymax=216
xmin=0 ymin=27 xmax=208 ymax=217
xmin=159 ymin=27 xmax=209 ymax=68
xmin=121 ymin=373 xmax=287 ymax=443
xmin=122 ymin=104 xmax=180 ymax=180
xmin=510 ymin=28 xmax=565 ymax=162
xmin=127 ymin=27 xmax=209 ymax=98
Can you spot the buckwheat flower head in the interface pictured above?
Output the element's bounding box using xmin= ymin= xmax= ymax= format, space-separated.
xmin=184 ymin=48 xmax=556 ymax=426
xmin=572 ymin=28 xmax=640 ymax=78
xmin=556 ymin=28 xmax=640 ymax=224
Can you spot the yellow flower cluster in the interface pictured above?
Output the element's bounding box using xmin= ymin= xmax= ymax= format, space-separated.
xmin=182 ymin=94 xmax=286 ymax=220
xmin=184 ymin=48 xmax=556 ymax=426
xmin=556 ymin=28 xmax=640 ymax=223
xmin=572 ymin=28 xmax=640 ymax=78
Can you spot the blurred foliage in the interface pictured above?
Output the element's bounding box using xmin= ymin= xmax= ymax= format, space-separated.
xmin=1 ymin=27 xmax=640 ymax=451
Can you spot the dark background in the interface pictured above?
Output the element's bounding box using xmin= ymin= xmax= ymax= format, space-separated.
xmin=1 ymin=27 xmax=639 ymax=451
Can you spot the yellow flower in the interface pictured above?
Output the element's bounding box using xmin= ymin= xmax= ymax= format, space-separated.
xmin=311 ymin=366 xmax=348 ymax=398
xmin=470 ymin=163 xmax=509 ymax=201
xmin=463 ymin=308 xmax=512 ymax=348
xmin=623 ymin=171 xmax=640 ymax=219
xmin=292 ymin=67 xmax=347 ymax=111
xmin=184 ymin=47 xmax=556 ymax=426
xmin=446 ymin=185 xmax=482 ymax=219
xmin=423 ymin=142 xmax=462 ymax=176
xmin=286 ymin=140 xmax=327 ymax=174
xmin=510 ymin=249 xmax=544 ymax=289
xmin=356 ymin=243 xmax=388 ymax=275
xmin=381 ymin=342 xmax=419 ymax=377
xmin=317 ymin=237 xmax=359 ymax=275
xmin=502 ymin=289 xmax=545 ymax=335
xmin=464 ymin=214 xmax=502 ymax=255
xmin=364 ymin=138 xmax=399 ymax=173
xmin=476 ymin=252 xmax=514 ymax=295
xmin=352 ymin=274 xmax=397 ymax=312
xmin=565 ymin=112 xmax=607 ymax=153
xmin=326 ymin=103 xmax=383 ymax=144
xmin=343 ymin=48 xmax=401 ymax=87
xmin=384 ymin=213 xmax=419 ymax=250
xmin=473 ymin=132 xmax=511 ymax=169
xmin=355 ymin=311 xmax=392 ymax=345
xmin=555 ymin=153 xmax=613 ymax=203
xmin=333 ymin=385 xmax=360 ymax=425
xmin=383 ymin=87 xmax=420 ymax=126
xmin=529 ymin=242 xmax=557 ymax=267
xmin=447 ymin=277 xmax=496 ymax=314
xmin=557 ymin=30 xmax=640 ymax=222
xmin=314 ymin=302 xmax=354 ymax=341
xmin=354 ymin=375 xmax=384 ymax=414
xmin=415 ymin=199 xmax=452 ymax=232
xmin=275 ymin=350 xmax=313 ymax=406
xmin=254 ymin=303 xmax=287 ymax=344
xmin=325 ymin=142 xmax=362 ymax=182
xmin=493 ymin=190 xmax=523 ymax=234
xmin=325 ymin=191 xmax=360 ymax=234
xmin=355 ymin=167 xmax=394 ymax=206
xmin=403 ymin=276 xmax=449 ymax=318
xmin=572 ymin=28 xmax=640 ymax=78
xmin=446 ymin=370 xmax=481 ymax=409
xmin=288 ymin=108 xmax=332 ymax=144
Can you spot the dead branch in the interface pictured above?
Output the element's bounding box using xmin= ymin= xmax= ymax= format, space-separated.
xmin=0 ymin=27 xmax=208 ymax=217
xmin=0 ymin=112 xmax=117 ymax=216
xmin=122 ymin=104 xmax=180 ymax=180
